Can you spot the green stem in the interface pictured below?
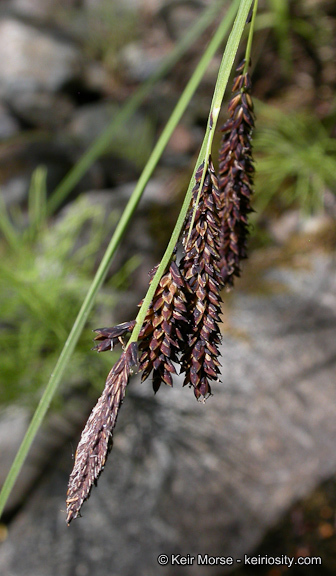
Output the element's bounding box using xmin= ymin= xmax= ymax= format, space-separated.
xmin=187 ymin=0 xmax=258 ymax=246
xmin=244 ymin=0 xmax=258 ymax=73
xmin=0 ymin=0 xmax=240 ymax=521
xmin=46 ymin=0 xmax=228 ymax=216
xmin=129 ymin=0 xmax=254 ymax=344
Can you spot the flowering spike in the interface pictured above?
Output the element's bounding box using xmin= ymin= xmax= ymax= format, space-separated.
xmin=138 ymin=260 xmax=188 ymax=393
xmin=180 ymin=158 xmax=223 ymax=400
xmin=66 ymin=349 xmax=133 ymax=524
xmin=92 ymin=321 xmax=136 ymax=352
xmin=218 ymin=60 xmax=255 ymax=289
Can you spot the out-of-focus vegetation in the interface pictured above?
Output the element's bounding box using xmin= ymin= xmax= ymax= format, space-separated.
xmin=254 ymin=103 xmax=336 ymax=213
xmin=83 ymin=2 xmax=139 ymax=74
xmin=250 ymin=0 xmax=336 ymax=217
xmin=55 ymin=0 xmax=139 ymax=75
xmin=0 ymin=167 xmax=133 ymax=407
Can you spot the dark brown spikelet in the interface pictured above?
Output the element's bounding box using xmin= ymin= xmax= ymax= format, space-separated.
xmin=180 ymin=158 xmax=223 ymax=400
xmin=66 ymin=348 xmax=133 ymax=524
xmin=138 ymin=260 xmax=188 ymax=393
xmin=218 ymin=59 xmax=255 ymax=289
xmin=92 ymin=320 xmax=136 ymax=352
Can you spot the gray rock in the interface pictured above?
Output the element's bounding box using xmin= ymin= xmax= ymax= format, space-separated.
xmin=159 ymin=0 xmax=203 ymax=40
xmin=68 ymin=103 xmax=154 ymax=171
xmin=10 ymin=91 xmax=74 ymax=129
xmin=269 ymin=210 xmax=334 ymax=244
xmin=269 ymin=210 xmax=301 ymax=244
xmin=113 ymin=178 xmax=175 ymax=207
xmin=0 ymin=398 xmax=93 ymax=513
xmin=68 ymin=103 xmax=120 ymax=147
xmin=0 ymin=176 xmax=29 ymax=207
xmin=1 ymin=251 xmax=336 ymax=575
xmin=83 ymin=0 xmax=144 ymax=10
xmin=0 ymin=18 xmax=82 ymax=100
xmin=82 ymin=62 xmax=111 ymax=94
xmin=0 ymin=104 xmax=20 ymax=139
xmin=119 ymin=42 xmax=165 ymax=82
xmin=11 ymin=0 xmax=62 ymax=19
xmin=0 ymin=407 xmax=29 ymax=511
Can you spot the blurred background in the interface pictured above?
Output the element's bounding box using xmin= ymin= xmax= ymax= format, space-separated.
xmin=0 ymin=0 xmax=336 ymax=575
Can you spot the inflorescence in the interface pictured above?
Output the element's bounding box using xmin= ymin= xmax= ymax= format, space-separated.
xmin=66 ymin=60 xmax=255 ymax=524
xmin=218 ymin=61 xmax=255 ymax=288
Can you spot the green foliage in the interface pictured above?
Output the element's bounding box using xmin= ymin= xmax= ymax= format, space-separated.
xmin=83 ymin=1 xmax=139 ymax=73
xmin=0 ymin=168 xmax=128 ymax=407
xmin=265 ymin=0 xmax=292 ymax=73
xmin=254 ymin=103 xmax=336 ymax=214
xmin=261 ymin=0 xmax=330 ymax=77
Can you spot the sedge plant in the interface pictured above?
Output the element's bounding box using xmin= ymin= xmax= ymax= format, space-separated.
xmin=254 ymin=102 xmax=336 ymax=214
xmin=0 ymin=168 xmax=134 ymax=407
xmin=66 ymin=0 xmax=258 ymax=524
xmin=0 ymin=0 xmax=257 ymax=522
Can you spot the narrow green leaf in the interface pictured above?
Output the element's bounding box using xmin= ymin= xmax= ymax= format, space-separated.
xmin=27 ymin=165 xmax=48 ymax=239
xmin=0 ymin=194 xmax=21 ymax=251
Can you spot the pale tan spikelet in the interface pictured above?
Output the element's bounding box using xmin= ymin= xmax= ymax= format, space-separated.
xmin=66 ymin=349 xmax=133 ymax=524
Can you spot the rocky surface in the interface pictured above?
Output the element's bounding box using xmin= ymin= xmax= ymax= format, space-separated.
xmin=0 ymin=19 xmax=82 ymax=99
xmin=0 ymin=0 xmax=201 ymax=208
xmin=1 ymin=249 xmax=336 ymax=576
xmin=0 ymin=104 xmax=20 ymax=140
xmin=0 ymin=1 xmax=335 ymax=575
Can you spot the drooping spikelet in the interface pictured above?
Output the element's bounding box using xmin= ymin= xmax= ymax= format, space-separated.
xmin=180 ymin=158 xmax=223 ymax=400
xmin=92 ymin=320 xmax=136 ymax=352
xmin=93 ymin=260 xmax=189 ymax=394
xmin=218 ymin=59 xmax=255 ymax=288
xmin=66 ymin=345 xmax=136 ymax=524
xmin=138 ymin=260 xmax=188 ymax=393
